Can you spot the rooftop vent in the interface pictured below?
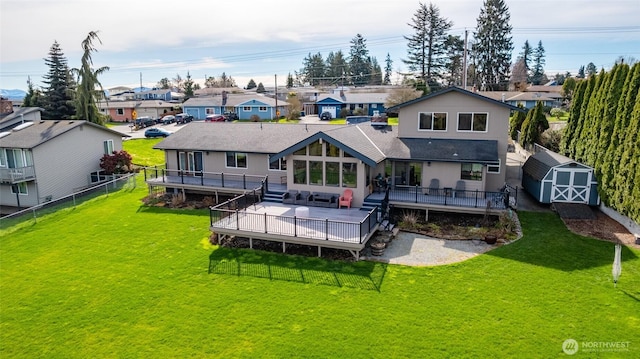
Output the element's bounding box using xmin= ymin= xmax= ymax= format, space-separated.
xmin=0 ymin=131 xmax=11 ymax=139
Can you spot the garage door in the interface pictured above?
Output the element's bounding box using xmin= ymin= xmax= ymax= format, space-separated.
xmin=323 ymin=106 xmax=337 ymax=118
xmin=551 ymin=169 xmax=591 ymax=203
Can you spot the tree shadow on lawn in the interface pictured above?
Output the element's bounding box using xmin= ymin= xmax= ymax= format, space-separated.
xmin=485 ymin=211 xmax=638 ymax=272
xmin=136 ymin=205 xmax=210 ymax=217
xmin=208 ymin=247 xmax=388 ymax=292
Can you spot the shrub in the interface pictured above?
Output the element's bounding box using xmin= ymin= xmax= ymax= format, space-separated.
xmin=202 ymin=196 xmax=216 ymax=207
xmin=550 ymin=107 xmax=564 ymax=120
xmin=171 ymin=194 xmax=185 ymax=207
xmin=339 ymin=108 xmax=350 ymax=118
xmin=100 ymin=150 xmax=133 ymax=174
xmin=399 ymin=210 xmax=419 ymax=229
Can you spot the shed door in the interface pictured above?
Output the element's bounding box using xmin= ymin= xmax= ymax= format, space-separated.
xmin=551 ymin=168 xmax=591 ymax=204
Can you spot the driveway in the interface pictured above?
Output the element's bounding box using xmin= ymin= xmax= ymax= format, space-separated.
xmin=111 ymin=122 xmax=187 ymax=139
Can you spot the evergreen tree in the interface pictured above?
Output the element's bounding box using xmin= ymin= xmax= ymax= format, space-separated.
xmin=41 ymin=41 xmax=75 ymax=119
xmin=531 ymin=41 xmax=546 ymax=85
xmin=325 ymin=51 xmax=348 ymax=85
xmin=286 ymin=73 xmax=294 ymax=88
xmin=577 ymin=65 xmax=585 ymax=79
xmin=349 ymin=34 xmax=370 ymax=86
xmin=369 ymin=57 xmax=383 ymax=85
xmin=520 ymin=40 xmax=532 ymax=81
xmin=256 ymin=82 xmax=266 ymax=93
xmin=473 ymin=0 xmax=514 ymax=90
xmin=618 ymin=90 xmax=640 ymax=219
xmin=562 ymin=77 xmax=577 ymax=103
xmin=73 ymin=31 xmax=109 ymax=125
xmin=443 ymin=35 xmax=464 ymax=86
xmin=23 ymin=76 xmax=44 ymax=108
xmin=403 ymin=2 xmax=453 ymax=92
xmin=583 ymin=69 xmax=611 ymax=166
xmin=586 ymin=62 xmax=597 ymax=77
xmin=301 ymin=52 xmax=326 ymax=86
xmin=520 ymin=101 xmax=549 ymax=147
xmin=384 ymin=53 xmax=393 ymax=85
xmin=183 ymin=71 xmax=195 ymax=99
xmin=508 ymin=107 xmax=527 ymax=140
xmin=572 ymin=73 xmax=600 ymax=162
xmin=560 ymin=78 xmax=587 ymax=155
xmin=246 ymin=79 xmax=257 ymax=89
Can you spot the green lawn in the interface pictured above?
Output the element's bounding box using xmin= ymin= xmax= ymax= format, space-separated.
xmin=124 ymin=138 xmax=165 ymax=166
xmin=1 ymin=174 xmax=638 ymax=357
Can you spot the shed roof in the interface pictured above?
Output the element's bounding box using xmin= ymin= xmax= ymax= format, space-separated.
xmin=522 ymin=150 xmax=591 ymax=181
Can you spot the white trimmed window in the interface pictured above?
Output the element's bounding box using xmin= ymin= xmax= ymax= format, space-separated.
xmin=0 ymin=149 xmax=6 ymax=167
xmin=461 ymin=163 xmax=483 ymax=181
xmin=11 ymin=182 xmax=28 ymax=195
xmin=457 ymin=113 xmax=488 ymax=132
xmin=259 ymin=106 xmax=267 ymax=112
xmin=487 ymin=160 xmax=501 ymax=174
xmin=419 ymin=112 xmax=447 ymax=131
xmin=103 ymin=140 xmax=114 ymax=155
xmin=116 ymin=108 xmax=124 ymax=115
xmin=205 ymin=108 xmax=215 ymax=115
xmin=243 ymin=106 xmax=251 ymax=111
xmin=226 ymin=152 xmax=247 ymax=168
xmin=269 ymin=157 xmax=286 ymax=171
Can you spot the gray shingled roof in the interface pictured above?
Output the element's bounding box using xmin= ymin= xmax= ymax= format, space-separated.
xmin=157 ymin=122 xmax=500 ymax=165
xmin=0 ymin=120 xmax=129 ymax=148
xmin=182 ymin=94 xmax=289 ymax=107
xmin=388 ymin=86 xmax=524 ymax=112
xmin=317 ymin=92 xmax=389 ymax=104
xmin=522 ymin=151 xmax=588 ymax=181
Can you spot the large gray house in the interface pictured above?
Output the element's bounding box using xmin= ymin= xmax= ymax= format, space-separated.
xmin=0 ymin=120 xmax=128 ymax=210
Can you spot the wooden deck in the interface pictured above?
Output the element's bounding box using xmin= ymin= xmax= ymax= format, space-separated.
xmin=210 ymin=203 xmax=380 ymax=258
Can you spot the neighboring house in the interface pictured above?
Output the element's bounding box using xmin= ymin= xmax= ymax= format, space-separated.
xmin=0 ymin=106 xmax=44 ymax=132
xmin=134 ymin=89 xmax=184 ymax=102
xmin=0 ymin=120 xmax=128 ymax=209
xmin=480 ymin=91 xmax=559 ymax=109
xmin=182 ymin=94 xmax=290 ymax=120
xmin=522 ymin=150 xmax=599 ymax=205
xmin=150 ymin=87 xmax=521 ymax=211
xmin=316 ymin=91 xmax=389 ymax=118
xmin=98 ymin=100 xmax=177 ymax=122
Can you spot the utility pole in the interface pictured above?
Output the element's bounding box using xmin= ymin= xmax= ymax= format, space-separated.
xmin=463 ymin=29 xmax=468 ymax=90
xmin=140 ymin=72 xmax=143 ymax=91
xmin=274 ymin=74 xmax=278 ymax=120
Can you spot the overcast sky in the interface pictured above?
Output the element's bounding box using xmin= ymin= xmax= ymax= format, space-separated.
xmin=1 ymin=0 xmax=639 ymax=91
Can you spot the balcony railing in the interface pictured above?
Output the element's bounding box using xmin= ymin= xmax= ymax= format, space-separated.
xmin=0 ymin=166 xmax=36 ymax=183
xmin=210 ymin=193 xmax=379 ymax=244
xmin=144 ymin=167 xmax=268 ymax=192
xmin=381 ymin=185 xmax=516 ymax=210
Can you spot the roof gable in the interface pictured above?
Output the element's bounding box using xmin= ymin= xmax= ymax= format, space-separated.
xmin=389 ymin=86 xmax=524 ymax=112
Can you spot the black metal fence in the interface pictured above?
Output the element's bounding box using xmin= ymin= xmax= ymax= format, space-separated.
xmin=0 ymin=174 xmax=137 ymax=230
xmin=389 ymin=185 xmax=516 ymax=210
xmin=209 ymin=195 xmax=379 ymax=244
xmin=143 ymin=167 xmax=267 ymax=191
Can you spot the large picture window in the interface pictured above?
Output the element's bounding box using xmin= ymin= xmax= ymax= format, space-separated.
xmin=342 ymin=163 xmax=357 ymax=188
xmin=419 ymin=112 xmax=447 ymax=131
xmin=293 ymin=160 xmax=306 ymax=184
xmin=309 ymin=140 xmax=322 ymax=156
xmin=326 ymin=143 xmax=340 ymax=157
xmin=458 ymin=113 xmax=488 ymax=132
xmin=461 ymin=163 xmax=483 ymax=181
xmin=226 ymin=152 xmax=247 ymax=168
xmin=309 ymin=161 xmax=323 ymax=185
xmin=325 ymin=162 xmax=339 ymax=186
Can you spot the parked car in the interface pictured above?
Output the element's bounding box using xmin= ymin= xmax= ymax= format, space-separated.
xmin=223 ymin=112 xmax=239 ymax=121
xmin=346 ymin=115 xmax=371 ymax=125
xmin=175 ymin=113 xmax=194 ymax=124
xmin=134 ymin=116 xmax=156 ymax=128
xmin=162 ymin=115 xmax=176 ymax=125
xmin=320 ymin=112 xmax=332 ymax=121
xmin=205 ymin=114 xmax=225 ymax=122
xmin=144 ymin=128 xmax=172 ymax=138
xmin=371 ymin=113 xmax=388 ymax=126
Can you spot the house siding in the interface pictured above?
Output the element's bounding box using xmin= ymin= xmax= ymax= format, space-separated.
xmin=32 ymin=124 xmax=123 ymax=201
xmin=397 ymin=91 xmax=509 ymax=191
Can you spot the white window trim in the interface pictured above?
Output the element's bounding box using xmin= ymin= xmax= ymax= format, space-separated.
xmin=116 ymin=108 xmax=125 ymax=115
xmin=103 ymin=139 xmax=114 ymax=155
xmin=205 ymin=108 xmax=215 ymax=115
xmin=0 ymin=149 xmax=6 ymax=167
xmin=487 ymin=159 xmax=501 ymax=174
xmin=456 ymin=112 xmax=489 ymax=133
xmin=268 ymin=157 xmax=286 ymax=171
xmin=258 ymin=106 xmax=267 ymax=112
xmin=11 ymin=182 xmax=28 ymax=195
xmin=225 ymin=152 xmax=248 ymax=169
xmin=418 ymin=112 xmax=448 ymax=131
xmin=243 ymin=106 xmax=251 ymax=111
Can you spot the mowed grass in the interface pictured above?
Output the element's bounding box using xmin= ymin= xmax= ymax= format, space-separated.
xmin=1 ymin=139 xmax=639 ymax=357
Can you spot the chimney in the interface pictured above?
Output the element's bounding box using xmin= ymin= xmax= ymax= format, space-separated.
xmin=0 ymin=97 xmax=13 ymax=115
xmin=222 ymin=90 xmax=228 ymax=106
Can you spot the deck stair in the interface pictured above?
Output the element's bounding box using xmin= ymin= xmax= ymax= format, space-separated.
xmin=361 ymin=197 xmax=382 ymax=211
xmin=263 ymin=189 xmax=286 ymax=203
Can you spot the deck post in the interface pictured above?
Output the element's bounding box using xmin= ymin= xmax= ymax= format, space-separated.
xmin=475 ymin=189 xmax=479 ymax=207
xmin=243 ymin=174 xmax=246 ymax=189
xmin=180 ymin=170 xmax=184 ymax=184
xmin=250 ymin=238 xmax=253 ymax=249
xmin=264 ymin=212 xmax=268 ymax=233
xmin=221 ymin=173 xmax=225 ymax=188
xmin=425 ymin=208 xmax=429 ymax=222
xmin=415 ymin=184 xmax=418 ymax=203
xmin=294 ymin=216 xmax=297 ymax=237
xmin=200 ymin=171 xmax=204 ymax=186
xmin=325 ymin=219 xmax=329 ymax=240
xmin=318 ymin=246 xmax=321 ymax=257
xmin=161 ymin=168 xmax=165 ymax=183
xmin=282 ymin=242 xmax=286 ymax=253
xmin=236 ymin=209 xmax=240 ymax=230
xmin=143 ymin=167 xmax=147 ymax=181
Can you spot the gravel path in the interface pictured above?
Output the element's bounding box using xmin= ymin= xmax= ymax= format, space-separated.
xmin=364 ymin=232 xmax=496 ymax=267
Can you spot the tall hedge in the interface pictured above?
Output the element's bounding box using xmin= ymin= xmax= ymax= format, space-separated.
xmin=563 ymin=63 xmax=640 ymax=222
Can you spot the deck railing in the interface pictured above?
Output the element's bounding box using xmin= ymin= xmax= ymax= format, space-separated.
xmin=143 ymin=167 xmax=268 ymax=191
xmin=388 ymin=185 xmax=516 ymax=210
xmin=0 ymin=165 xmax=36 ymax=183
xmin=209 ymin=194 xmax=379 ymax=244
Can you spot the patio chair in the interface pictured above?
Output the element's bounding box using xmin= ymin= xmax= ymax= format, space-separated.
xmin=455 ymin=180 xmax=466 ymax=198
xmin=428 ymin=178 xmax=440 ymax=195
xmin=296 ymin=191 xmax=312 ymax=205
xmin=282 ymin=190 xmax=299 ymax=204
xmin=338 ymin=189 xmax=353 ymax=209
